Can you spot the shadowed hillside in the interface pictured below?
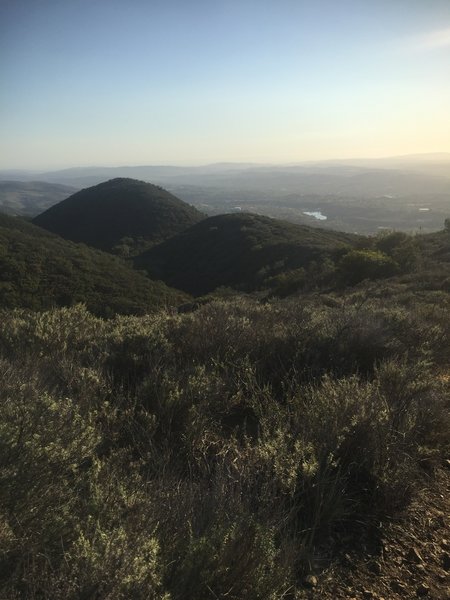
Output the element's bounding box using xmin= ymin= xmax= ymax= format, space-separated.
xmin=0 ymin=213 xmax=187 ymax=315
xmin=33 ymin=178 xmax=205 ymax=254
xmin=135 ymin=212 xmax=358 ymax=295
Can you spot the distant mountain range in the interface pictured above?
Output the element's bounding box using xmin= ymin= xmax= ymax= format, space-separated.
xmin=1 ymin=154 xmax=449 ymax=234
xmin=2 ymin=153 xmax=450 ymax=191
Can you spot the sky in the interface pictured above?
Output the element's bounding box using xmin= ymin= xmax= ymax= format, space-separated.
xmin=1 ymin=0 xmax=450 ymax=169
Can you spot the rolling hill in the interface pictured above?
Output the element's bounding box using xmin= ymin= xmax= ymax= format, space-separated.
xmin=135 ymin=212 xmax=357 ymax=295
xmin=0 ymin=180 xmax=76 ymax=217
xmin=0 ymin=213 xmax=187 ymax=315
xmin=33 ymin=178 xmax=205 ymax=254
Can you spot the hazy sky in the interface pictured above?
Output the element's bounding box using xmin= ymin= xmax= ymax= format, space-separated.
xmin=1 ymin=0 xmax=450 ymax=169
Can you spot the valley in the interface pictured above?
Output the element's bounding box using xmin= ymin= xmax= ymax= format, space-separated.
xmin=2 ymin=154 xmax=450 ymax=234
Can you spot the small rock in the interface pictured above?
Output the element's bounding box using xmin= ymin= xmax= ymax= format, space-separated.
xmin=391 ymin=580 xmax=406 ymax=593
xmin=303 ymin=574 xmax=318 ymax=588
xmin=407 ymin=547 xmax=423 ymax=564
xmin=443 ymin=552 xmax=450 ymax=571
xmin=416 ymin=583 xmax=430 ymax=596
xmin=362 ymin=590 xmax=376 ymax=599
xmin=442 ymin=539 xmax=450 ymax=551
xmin=368 ymin=560 xmax=382 ymax=575
xmin=433 ymin=512 xmax=446 ymax=529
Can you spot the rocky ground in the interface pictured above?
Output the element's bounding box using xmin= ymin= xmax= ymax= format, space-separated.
xmin=298 ymin=464 xmax=450 ymax=599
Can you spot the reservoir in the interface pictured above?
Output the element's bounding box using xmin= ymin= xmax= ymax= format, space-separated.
xmin=303 ymin=210 xmax=327 ymax=221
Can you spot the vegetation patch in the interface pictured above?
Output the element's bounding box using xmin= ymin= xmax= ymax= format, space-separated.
xmin=0 ymin=213 xmax=187 ymax=316
xmin=0 ymin=289 xmax=448 ymax=598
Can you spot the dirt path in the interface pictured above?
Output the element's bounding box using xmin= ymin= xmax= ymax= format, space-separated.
xmin=299 ymin=465 xmax=450 ymax=599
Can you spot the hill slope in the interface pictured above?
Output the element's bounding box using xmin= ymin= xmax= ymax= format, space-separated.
xmin=33 ymin=178 xmax=205 ymax=254
xmin=0 ymin=213 xmax=187 ymax=315
xmin=135 ymin=212 xmax=357 ymax=295
xmin=0 ymin=180 xmax=76 ymax=217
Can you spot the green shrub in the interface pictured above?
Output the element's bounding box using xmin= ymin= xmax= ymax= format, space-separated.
xmin=0 ymin=294 xmax=448 ymax=597
xmin=338 ymin=249 xmax=399 ymax=285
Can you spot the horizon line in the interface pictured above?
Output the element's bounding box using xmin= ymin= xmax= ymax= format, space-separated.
xmin=2 ymin=151 xmax=450 ymax=173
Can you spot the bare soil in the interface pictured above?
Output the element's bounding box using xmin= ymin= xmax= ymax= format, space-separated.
xmin=298 ymin=464 xmax=450 ymax=599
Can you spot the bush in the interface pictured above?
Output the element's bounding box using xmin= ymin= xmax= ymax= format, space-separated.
xmin=0 ymin=294 xmax=448 ymax=597
xmin=338 ymin=249 xmax=399 ymax=285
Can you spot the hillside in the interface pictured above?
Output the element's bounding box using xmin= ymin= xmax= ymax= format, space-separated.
xmin=1 ymin=289 xmax=448 ymax=598
xmin=0 ymin=214 xmax=449 ymax=598
xmin=33 ymin=178 xmax=205 ymax=254
xmin=135 ymin=212 xmax=357 ymax=295
xmin=0 ymin=213 xmax=187 ymax=315
xmin=0 ymin=180 xmax=76 ymax=217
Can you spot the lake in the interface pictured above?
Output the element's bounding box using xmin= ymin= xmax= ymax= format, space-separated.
xmin=303 ymin=210 xmax=327 ymax=221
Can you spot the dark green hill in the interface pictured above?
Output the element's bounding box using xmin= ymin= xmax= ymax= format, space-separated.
xmin=33 ymin=178 xmax=205 ymax=254
xmin=0 ymin=213 xmax=187 ymax=316
xmin=135 ymin=212 xmax=357 ymax=295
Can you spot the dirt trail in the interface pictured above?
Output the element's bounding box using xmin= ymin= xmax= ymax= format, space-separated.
xmin=300 ymin=465 xmax=450 ymax=599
